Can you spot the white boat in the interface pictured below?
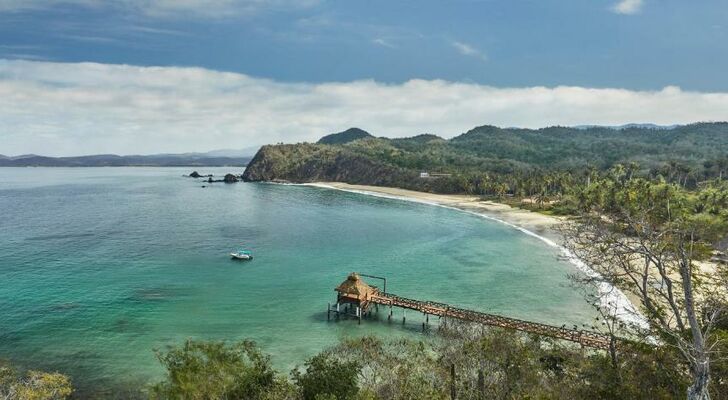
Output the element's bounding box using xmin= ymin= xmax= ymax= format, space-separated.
xmin=230 ymin=249 xmax=253 ymax=260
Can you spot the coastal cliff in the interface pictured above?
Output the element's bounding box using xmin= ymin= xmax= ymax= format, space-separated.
xmin=242 ymin=143 xmax=416 ymax=186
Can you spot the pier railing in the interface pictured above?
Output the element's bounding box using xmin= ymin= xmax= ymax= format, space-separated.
xmin=365 ymin=292 xmax=613 ymax=350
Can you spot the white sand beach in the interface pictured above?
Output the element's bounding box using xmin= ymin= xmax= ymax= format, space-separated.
xmin=305 ymin=182 xmax=565 ymax=243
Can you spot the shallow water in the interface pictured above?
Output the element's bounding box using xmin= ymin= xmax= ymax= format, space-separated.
xmin=0 ymin=167 xmax=594 ymax=394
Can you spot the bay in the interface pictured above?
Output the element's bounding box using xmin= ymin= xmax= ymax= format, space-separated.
xmin=0 ymin=167 xmax=594 ymax=394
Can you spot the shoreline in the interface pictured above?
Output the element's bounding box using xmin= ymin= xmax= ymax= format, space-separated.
xmin=305 ymin=182 xmax=565 ymax=242
xmin=304 ymin=182 xmax=647 ymax=329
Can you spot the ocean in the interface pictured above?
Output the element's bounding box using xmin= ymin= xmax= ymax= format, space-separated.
xmin=0 ymin=167 xmax=595 ymax=395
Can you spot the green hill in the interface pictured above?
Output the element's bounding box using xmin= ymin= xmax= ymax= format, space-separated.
xmin=243 ymin=123 xmax=728 ymax=192
xmin=317 ymin=128 xmax=373 ymax=145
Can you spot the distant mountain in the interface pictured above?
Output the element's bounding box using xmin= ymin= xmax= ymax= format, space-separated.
xmin=202 ymin=147 xmax=261 ymax=158
xmin=9 ymin=154 xmax=42 ymax=159
xmin=0 ymin=152 xmax=251 ymax=167
xmin=574 ymin=123 xmax=679 ymax=130
xmin=317 ymin=128 xmax=373 ymax=145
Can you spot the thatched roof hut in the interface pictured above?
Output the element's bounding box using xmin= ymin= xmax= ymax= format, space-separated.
xmin=335 ymin=273 xmax=378 ymax=302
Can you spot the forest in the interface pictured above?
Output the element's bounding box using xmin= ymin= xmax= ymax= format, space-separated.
xmin=242 ymin=123 xmax=728 ymax=197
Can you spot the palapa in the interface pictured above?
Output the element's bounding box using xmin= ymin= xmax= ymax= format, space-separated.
xmin=335 ymin=272 xmax=378 ymax=301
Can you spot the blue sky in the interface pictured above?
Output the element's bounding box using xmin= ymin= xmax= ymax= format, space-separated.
xmin=1 ymin=0 xmax=727 ymax=155
xmin=2 ymin=0 xmax=727 ymax=90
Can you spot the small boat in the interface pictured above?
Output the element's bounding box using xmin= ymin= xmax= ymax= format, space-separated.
xmin=230 ymin=249 xmax=253 ymax=260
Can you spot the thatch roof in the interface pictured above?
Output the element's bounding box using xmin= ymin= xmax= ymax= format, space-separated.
xmin=335 ymin=273 xmax=377 ymax=300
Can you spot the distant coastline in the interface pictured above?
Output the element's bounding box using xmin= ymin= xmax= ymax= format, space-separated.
xmin=0 ymin=153 xmax=251 ymax=167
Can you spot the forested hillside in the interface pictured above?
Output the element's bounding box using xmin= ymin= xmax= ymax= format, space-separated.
xmin=242 ymin=123 xmax=728 ymax=193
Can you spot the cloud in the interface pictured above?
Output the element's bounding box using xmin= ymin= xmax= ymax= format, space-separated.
xmin=0 ymin=0 xmax=319 ymax=18
xmin=1 ymin=59 xmax=727 ymax=156
xmin=452 ymin=41 xmax=487 ymax=62
xmin=612 ymin=0 xmax=643 ymax=15
xmin=0 ymin=0 xmax=98 ymax=12
xmin=372 ymin=38 xmax=396 ymax=48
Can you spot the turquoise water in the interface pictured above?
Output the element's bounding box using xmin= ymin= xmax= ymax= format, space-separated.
xmin=0 ymin=167 xmax=593 ymax=395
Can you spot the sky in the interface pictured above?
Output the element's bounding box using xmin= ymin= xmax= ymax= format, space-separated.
xmin=1 ymin=0 xmax=727 ymax=156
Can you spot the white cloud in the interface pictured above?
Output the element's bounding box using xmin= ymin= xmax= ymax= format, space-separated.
xmin=452 ymin=41 xmax=487 ymax=62
xmin=612 ymin=0 xmax=643 ymax=15
xmin=372 ymin=38 xmax=396 ymax=48
xmin=1 ymin=59 xmax=727 ymax=156
xmin=0 ymin=0 xmax=319 ymax=18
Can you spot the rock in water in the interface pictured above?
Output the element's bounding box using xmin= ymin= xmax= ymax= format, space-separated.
xmin=189 ymin=171 xmax=201 ymax=178
xmin=223 ymin=173 xmax=239 ymax=183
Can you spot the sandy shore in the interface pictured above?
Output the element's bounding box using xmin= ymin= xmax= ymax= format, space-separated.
xmin=305 ymin=182 xmax=566 ymax=243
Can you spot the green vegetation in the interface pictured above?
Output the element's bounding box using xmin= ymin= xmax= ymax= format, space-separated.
xmin=318 ymin=128 xmax=373 ymax=145
xmin=291 ymin=354 xmax=360 ymax=400
xmin=561 ymin=172 xmax=728 ymax=399
xmin=150 ymin=340 xmax=292 ymax=400
xmin=147 ymin=319 xmax=727 ymax=399
xmin=0 ymin=362 xmax=72 ymax=400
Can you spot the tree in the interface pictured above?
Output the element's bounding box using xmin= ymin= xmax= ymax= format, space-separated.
xmin=291 ymin=353 xmax=360 ymax=400
xmin=151 ymin=340 xmax=292 ymax=400
xmin=323 ymin=336 xmax=447 ymax=400
xmin=562 ymin=178 xmax=728 ymax=400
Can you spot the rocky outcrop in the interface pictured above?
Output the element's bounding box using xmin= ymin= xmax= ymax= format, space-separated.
xmin=223 ymin=173 xmax=240 ymax=183
xmin=242 ymin=144 xmax=417 ymax=186
xmin=189 ymin=171 xmax=201 ymax=178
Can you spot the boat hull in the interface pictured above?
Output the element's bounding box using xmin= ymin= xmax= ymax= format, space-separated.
xmin=230 ymin=253 xmax=252 ymax=260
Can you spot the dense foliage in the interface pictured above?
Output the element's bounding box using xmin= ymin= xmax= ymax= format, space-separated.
xmin=146 ymin=320 xmax=727 ymax=400
xmin=291 ymin=354 xmax=360 ymax=400
xmin=150 ymin=340 xmax=292 ymax=400
xmin=561 ymin=172 xmax=728 ymax=399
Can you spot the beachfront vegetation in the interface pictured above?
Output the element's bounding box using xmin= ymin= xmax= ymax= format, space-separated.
xmin=0 ymin=363 xmax=72 ymax=400
xmin=561 ymin=173 xmax=728 ymax=399
xmin=146 ymin=318 xmax=727 ymax=400
xmin=149 ymin=340 xmax=293 ymax=400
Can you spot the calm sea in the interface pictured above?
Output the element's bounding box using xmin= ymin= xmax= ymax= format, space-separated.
xmin=0 ymin=167 xmax=594 ymax=395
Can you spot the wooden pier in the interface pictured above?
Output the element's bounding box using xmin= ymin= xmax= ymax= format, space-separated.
xmin=329 ymin=273 xmax=612 ymax=350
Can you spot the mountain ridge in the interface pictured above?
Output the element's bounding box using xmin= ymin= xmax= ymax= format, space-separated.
xmin=0 ymin=152 xmax=251 ymax=167
xmin=242 ymin=122 xmax=728 ymax=192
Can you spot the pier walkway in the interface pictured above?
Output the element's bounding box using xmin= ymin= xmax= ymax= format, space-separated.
xmin=330 ymin=273 xmax=613 ymax=350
